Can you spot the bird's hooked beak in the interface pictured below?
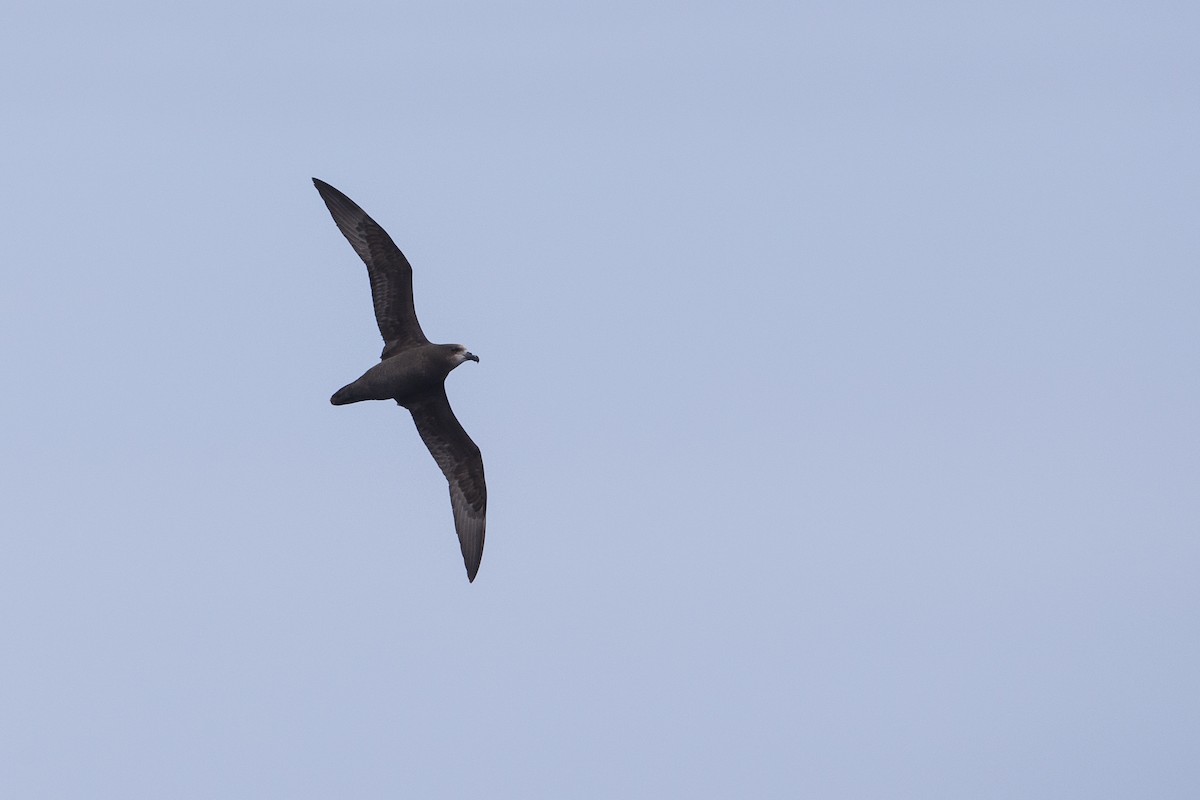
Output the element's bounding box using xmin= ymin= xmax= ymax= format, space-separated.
xmin=464 ymin=352 xmax=480 ymax=363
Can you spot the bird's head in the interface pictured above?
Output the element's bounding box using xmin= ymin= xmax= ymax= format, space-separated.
xmin=450 ymin=344 xmax=480 ymax=366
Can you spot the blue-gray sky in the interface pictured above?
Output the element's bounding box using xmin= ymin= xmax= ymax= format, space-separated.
xmin=3 ymin=1 xmax=1198 ymax=797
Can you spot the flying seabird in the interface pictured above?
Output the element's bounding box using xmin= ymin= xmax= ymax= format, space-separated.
xmin=313 ymin=178 xmax=487 ymax=582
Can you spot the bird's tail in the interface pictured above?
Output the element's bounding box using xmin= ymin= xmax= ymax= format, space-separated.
xmin=330 ymin=383 xmax=361 ymax=405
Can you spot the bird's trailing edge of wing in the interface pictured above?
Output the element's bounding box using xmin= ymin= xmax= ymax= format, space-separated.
xmin=312 ymin=178 xmax=429 ymax=357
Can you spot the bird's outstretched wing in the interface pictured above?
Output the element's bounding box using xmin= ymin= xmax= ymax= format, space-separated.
xmin=407 ymin=387 xmax=487 ymax=582
xmin=313 ymin=178 xmax=429 ymax=358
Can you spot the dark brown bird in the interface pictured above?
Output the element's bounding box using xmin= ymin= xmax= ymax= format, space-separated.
xmin=313 ymin=178 xmax=486 ymax=582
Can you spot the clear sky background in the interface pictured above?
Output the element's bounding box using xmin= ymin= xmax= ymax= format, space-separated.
xmin=2 ymin=1 xmax=1198 ymax=797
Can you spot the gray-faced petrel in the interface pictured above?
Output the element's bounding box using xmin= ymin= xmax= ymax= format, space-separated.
xmin=313 ymin=178 xmax=486 ymax=582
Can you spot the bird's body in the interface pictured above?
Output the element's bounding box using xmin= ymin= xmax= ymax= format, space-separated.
xmin=313 ymin=178 xmax=487 ymax=582
xmin=331 ymin=343 xmax=476 ymax=407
